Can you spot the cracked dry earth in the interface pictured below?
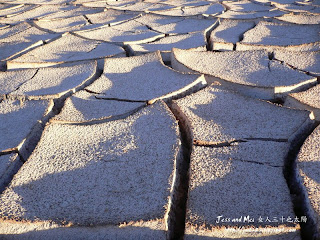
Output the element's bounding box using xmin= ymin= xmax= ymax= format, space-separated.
xmin=0 ymin=0 xmax=319 ymax=240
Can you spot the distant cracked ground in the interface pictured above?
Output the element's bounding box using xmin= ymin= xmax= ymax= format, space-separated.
xmin=0 ymin=0 xmax=319 ymax=239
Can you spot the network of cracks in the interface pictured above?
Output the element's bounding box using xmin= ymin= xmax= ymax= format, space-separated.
xmin=0 ymin=0 xmax=320 ymax=239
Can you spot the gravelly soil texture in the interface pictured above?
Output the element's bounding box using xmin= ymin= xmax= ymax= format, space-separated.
xmin=0 ymin=0 xmax=319 ymax=239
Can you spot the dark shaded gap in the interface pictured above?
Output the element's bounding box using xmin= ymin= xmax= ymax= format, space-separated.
xmin=238 ymin=22 xmax=256 ymax=43
xmin=166 ymin=101 xmax=193 ymax=240
xmin=0 ymin=152 xmax=23 ymax=193
xmin=205 ymin=18 xmax=220 ymax=51
xmin=122 ymin=44 xmax=133 ymax=57
xmin=94 ymin=95 xmax=147 ymax=103
xmin=284 ymin=121 xmax=320 ymax=240
xmin=83 ymin=15 xmax=93 ymax=25
xmin=194 ymin=137 xmax=287 ymax=148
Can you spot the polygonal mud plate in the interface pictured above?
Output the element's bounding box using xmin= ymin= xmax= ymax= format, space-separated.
xmin=172 ymin=85 xmax=312 ymax=143
xmin=209 ymin=19 xmax=255 ymax=50
xmin=7 ymin=33 xmax=125 ymax=69
xmin=185 ymin=144 xmax=300 ymax=239
xmin=0 ymin=102 xmax=182 ymax=237
xmin=128 ymin=32 xmax=206 ymax=61
xmin=171 ymin=48 xmax=317 ymax=97
xmin=52 ymin=90 xmax=146 ymax=123
xmin=8 ymin=61 xmax=97 ymax=99
xmin=85 ymin=51 xmax=207 ymax=102
xmin=237 ymin=21 xmax=320 ymax=51
xmin=0 ymin=99 xmax=52 ymax=152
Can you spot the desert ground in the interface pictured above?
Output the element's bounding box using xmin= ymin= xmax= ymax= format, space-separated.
xmin=0 ymin=0 xmax=319 ymax=239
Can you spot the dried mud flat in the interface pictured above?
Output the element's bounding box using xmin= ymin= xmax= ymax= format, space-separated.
xmin=0 ymin=0 xmax=319 ymax=239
